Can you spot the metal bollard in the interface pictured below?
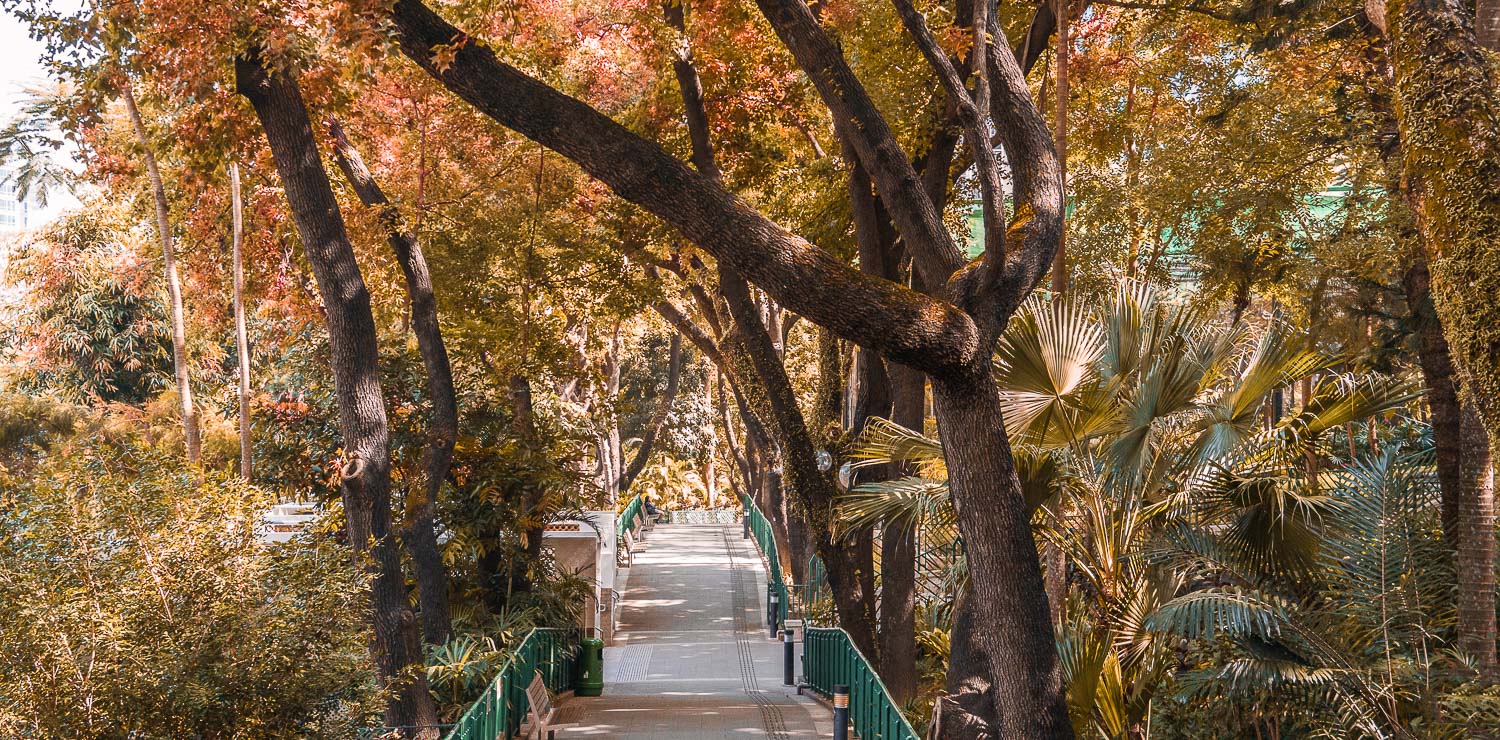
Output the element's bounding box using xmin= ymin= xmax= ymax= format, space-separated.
xmin=743 ymin=515 xmax=750 ymax=539
xmin=832 ymin=684 xmax=850 ymax=740
xmin=767 ymin=593 xmax=780 ymax=637
xmin=782 ymin=630 xmax=795 ymax=686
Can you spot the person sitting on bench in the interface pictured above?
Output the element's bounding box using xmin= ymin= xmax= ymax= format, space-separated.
xmin=643 ymin=496 xmax=660 ymax=523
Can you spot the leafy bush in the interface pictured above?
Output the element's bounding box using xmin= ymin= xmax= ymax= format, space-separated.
xmin=0 ymin=440 xmax=378 ymax=738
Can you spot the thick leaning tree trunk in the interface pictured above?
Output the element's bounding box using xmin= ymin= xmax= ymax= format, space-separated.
xmin=121 ymin=80 xmax=200 ymax=463
xmin=932 ymin=371 xmax=1070 ymax=736
xmin=235 ymin=53 xmax=439 ymax=733
xmin=1385 ymin=0 xmax=1500 ymax=680
xmin=327 ymin=118 xmax=456 ymax=646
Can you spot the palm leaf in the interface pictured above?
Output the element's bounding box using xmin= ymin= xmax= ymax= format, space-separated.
xmin=1145 ymin=587 xmax=1288 ymax=640
xmin=996 ymin=295 xmax=1106 ymax=444
xmin=848 ymin=417 xmax=945 ymax=475
xmin=835 ymin=477 xmax=954 ymax=534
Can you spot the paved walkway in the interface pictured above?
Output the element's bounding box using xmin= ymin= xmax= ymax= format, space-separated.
xmin=566 ymin=524 xmax=831 ymax=738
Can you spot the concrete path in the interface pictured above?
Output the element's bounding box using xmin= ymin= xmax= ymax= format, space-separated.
xmin=566 ymin=524 xmax=831 ymax=738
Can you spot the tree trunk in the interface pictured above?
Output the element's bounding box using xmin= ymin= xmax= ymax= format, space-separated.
xmin=1385 ymin=0 xmax=1500 ymax=680
xmin=722 ymin=267 xmax=880 ymax=658
xmin=621 ymin=332 xmax=683 ymax=494
xmin=1457 ymin=402 xmax=1498 ymax=680
xmin=121 ymin=80 xmax=200 ymax=463
xmin=1401 ymin=250 xmax=1465 ymax=544
xmin=931 ymin=368 xmax=1071 ymax=738
xmin=1478 ymin=0 xmax=1500 ymax=50
xmin=230 ymin=162 xmax=252 ymax=480
xmin=935 ymin=581 xmax=998 ymax=740
xmin=602 ymin=332 xmax=625 ymax=504
xmin=510 ymin=373 xmax=549 ymax=595
xmin=1051 ymin=0 xmax=1069 ymax=296
xmin=881 ymin=361 xmax=924 ymax=705
xmin=328 ymin=117 xmax=456 ymax=646
xmin=235 ymin=52 xmax=439 ymax=734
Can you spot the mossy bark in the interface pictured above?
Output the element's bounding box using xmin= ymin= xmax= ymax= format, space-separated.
xmin=1387 ymin=0 xmax=1500 ymax=679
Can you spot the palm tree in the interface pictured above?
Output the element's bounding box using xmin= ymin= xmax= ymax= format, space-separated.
xmin=838 ymin=282 xmax=1446 ymax=737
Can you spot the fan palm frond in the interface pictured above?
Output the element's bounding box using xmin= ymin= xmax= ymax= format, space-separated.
xmin=835 ymin=477 xmax=954 ymax=534
xmin=1192 ymin=328 xmax=1331 ymax=463
xmin=996 ymin=295 xmax=1107 ymax=444
xmin=848 ymin=417 xmax=945 ymax=475
xmin=1274 ymin=373 xmax=1422 ymax=450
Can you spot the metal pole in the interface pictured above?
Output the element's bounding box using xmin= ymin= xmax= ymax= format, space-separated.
xmin=767 ymin=593 xmax=780 ymax=637
xmin=832 ymin=684 xmax=850 ymax=740
xmin=782 ymin=630 xmax=795 ymax=686
xmin=743 ymin=513 xmax=750 ymax=539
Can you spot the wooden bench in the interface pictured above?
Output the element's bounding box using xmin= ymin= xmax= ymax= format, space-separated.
xmin=519 ymin=670 xmax=576 ymax=740
xmin=617 ymin=527 xmax=637 ymax=568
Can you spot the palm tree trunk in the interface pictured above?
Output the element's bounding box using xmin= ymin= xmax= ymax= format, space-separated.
xmin=121 ymin=80 xmax=199 ymax=463
xmin=1382 ymin=0 xmax=1500 ymax=680
xmin=1457 ymin=403 xmax=1497 ymax=680
xmin=230 ymin=162 xmax=251 ymax=480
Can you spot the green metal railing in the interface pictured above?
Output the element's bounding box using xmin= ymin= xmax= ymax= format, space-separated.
xmin=804 ymin=628 xmax=919 ymax=740
xmin=740 ymin=494 xmax=790 ymax=628
xmin=617 ymin=494 xmax=643 ymax=540
xmin=789 ymin=555 xmax=830 ymax=619
xmin=442 ymin=628 xmax=579 ymax=740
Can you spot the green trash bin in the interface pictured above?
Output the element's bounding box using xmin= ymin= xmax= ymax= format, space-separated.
xmin=577 ymin=637 xmax=605 ymax=696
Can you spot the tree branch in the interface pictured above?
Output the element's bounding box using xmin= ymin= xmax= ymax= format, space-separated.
xmin=891 ymin=0 xmax=1009 ymax=317
xmin=387 ymin=0 xmax=982 ymax=377
xmin=751 ymin=0 xmax=966 ymax=287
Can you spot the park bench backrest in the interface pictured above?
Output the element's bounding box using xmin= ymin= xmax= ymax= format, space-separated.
xmin=525 ymin=670 xmax=553 ymax=722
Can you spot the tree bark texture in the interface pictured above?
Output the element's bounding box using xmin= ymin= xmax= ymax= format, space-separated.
xmin=235 ymin=52 xmax=438 ymax=733
xmin=327 ymin=116 xmax=456 ymax=646
xmin=122 ymin=80 xmax=200 ymax=463
xmin=1401 ymin=249 xmax=1465 ymax=543
xmin=1458 ymin=403 xmax=1498 ymax=680
xmin=931 ymin=371 xmax=1070 ymax=737
xmin=1386 ymin=0 xmax=1500 ymax=678
xmin=882 ymin=361 xmax=924 ymax=705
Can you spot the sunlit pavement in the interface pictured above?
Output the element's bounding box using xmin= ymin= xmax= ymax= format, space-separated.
xmin=565 ymin=524 xmax=832 ymax=738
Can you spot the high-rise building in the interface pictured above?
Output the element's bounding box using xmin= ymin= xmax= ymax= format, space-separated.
xmin=0 ymin=170 xmax=34 ymax=232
